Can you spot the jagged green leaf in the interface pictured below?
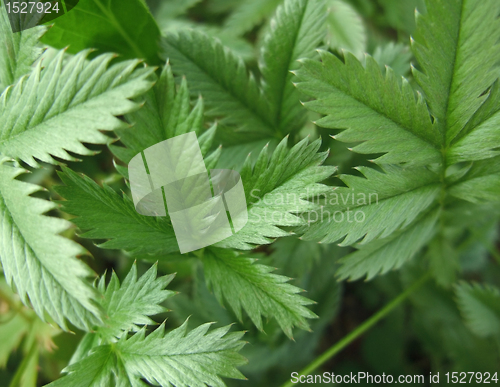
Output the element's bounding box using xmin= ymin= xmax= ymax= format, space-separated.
xmin=296 ymin=50 xmax=440 ymax=165
xmin=96 ymin=263 xmax=175 ymax=340
xmin=0 ymin=50 xmax=154 ymax=167
xmin=260 ymin=0 xmax=326 ymax=135
xmin=216 ymin=136 xmax=335 ymax=250
xmin=116 ymin=321 xmax=247 ymax=387
xmin=456 ymin=282 xmax=500 ymax=338
xmin=325 ymin=0 xmax=366 ymax=58
xmin=161 ymin=0 xmax=326 ymax=144
xmin=336 ymin=210 xmax=439 ymax=280
xmin=301 ymin=165 xmax=440 ymax=245
xmin=223 ymin=0 xmax=282 ymax=36
xmin=204 ymin=247 xmax=317 ymax=338
xmin=56 ymin=167 xmax=180 ymax=256
xmin=411 ymin=0 xmax=500 ymax=143
xmin=0 ymin=5 xmax=45 ymax=93
xmin=0 ymin=161 xmax=102 ymax=330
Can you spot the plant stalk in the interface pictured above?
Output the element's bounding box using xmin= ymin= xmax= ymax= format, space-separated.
xmin=280 ymin=273 xmax=430 ymax=387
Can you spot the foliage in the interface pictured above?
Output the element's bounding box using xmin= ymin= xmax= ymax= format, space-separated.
xmin=0 ymin=0 xmax=498 ymax=385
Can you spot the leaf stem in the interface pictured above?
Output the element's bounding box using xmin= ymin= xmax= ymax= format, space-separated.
xmin=280 ymin=273 xmax=430 ymax=387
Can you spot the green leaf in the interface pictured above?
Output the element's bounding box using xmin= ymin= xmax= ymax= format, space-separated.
xmin=56 ymin=166 xmax=180 ymax=256
xmin=57 ymin=64 xmax=221 ymax=257
xmin=161 ymin=0 xmax=326 ymax=142
xmin=111 ymin=63 xmax=217 ymax=166
xmin=456 ymin=282 xmax=500 ymax=338
xmin=336 ymin=210 xmax=439 ymax=280
xmin=325 ymin=0 xmax=366 ymax=58
xmin=378 ymin=0 xmax=425 ymax=34
xmin=372 ymin=42 xmax=412 ymax=77
xmin=296 ymin=50 xmax=440 ymax=165
xmin=260 ymin=0 xmax=326 ymax=135
xmin=96 ymin=263 xmax=175 ymax=340
xmin=223 ymin=0 xmax=282 ymax=36
xmin=216 ymin=136 xmax=335 ymax=250
xmin=41 ymin=0 xmax=162 ymax=65
xmin=411 ymin=0 xmax=500 ymax=144
xmin=116 ymin=321 xmax=247 ymax=387
xmin=447 ymin=82 xmax=500 ymax=163
xmin=0 ymin=161 xmax=102 ymax=330
xmin=0 ymin=50 xmax=154 ymax=167
xmin=449 ymin=156 xmax=500 ymax=204
xmin=204 ymin=247 xmax=317 ymax=338
xmin=301 ymin=165 xmax=440 ymax=245
xmin=0 ymin=5 xmax=45 ymax=92
xmin=47 ymin=345 xmax=116 ymax=387
xmin=161 ymin=29 xmax=273 ymax=138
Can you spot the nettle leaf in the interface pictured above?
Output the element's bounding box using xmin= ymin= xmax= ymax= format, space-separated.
xmin=0 ymin=5 xmax=45 ymax=92
xmin=204 ymin=248 xmax=317 ymax=338
xmin=325 ymin=0 xmax=366 ymax=59
xmin=0 ymin=161 xmax=102 ymax=330
xmin=56 ymin=166 xmax=180 ymax=256
xmin=0 ymin=50 xmax=154 ymax=167
xmin=216 ymin=136 xmax=336 ymax=250
xmin=116 ymin=321 xmax=247 ymax=387
xmin=300 ymin=165 xmax=440 ymax=245
xmin=296 ymin=50 xmax=440 ymax=165
xmin=41 ymin=0 xmax=162 ymax=65
xmin=96 ymin=263 xmax=175 ymax=340
xmin=161 ymin=0 xmax=326 ymax=145
xmin=456 ymin=282 xmax=500 ymax=338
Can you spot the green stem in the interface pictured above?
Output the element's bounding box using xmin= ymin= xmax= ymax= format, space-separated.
xmin=9 ymin=340 xmax=38 ymax=387
xmin=280 ymin=274 xmax=430 ymax=387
